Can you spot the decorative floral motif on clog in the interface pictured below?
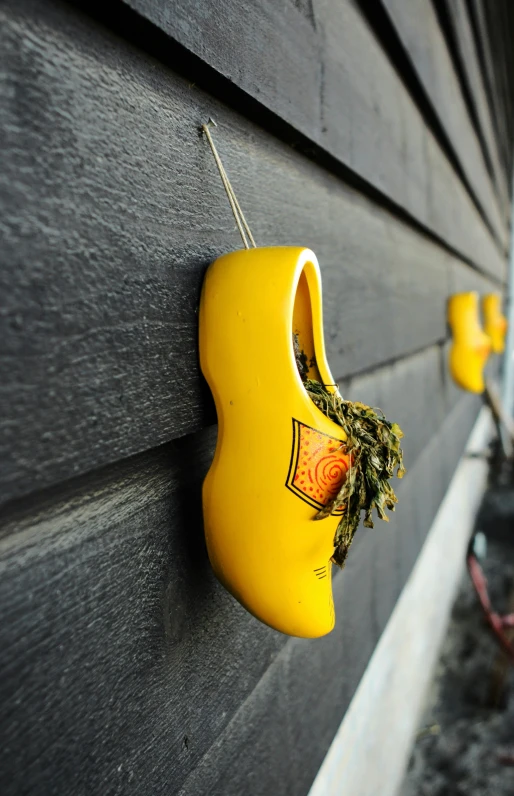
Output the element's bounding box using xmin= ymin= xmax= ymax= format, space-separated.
xmin=286 ymin=419 xmax=350 ymax=514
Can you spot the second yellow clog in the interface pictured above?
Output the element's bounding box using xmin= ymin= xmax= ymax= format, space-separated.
xmin=448 ymin=292 xmax=491 ymax=394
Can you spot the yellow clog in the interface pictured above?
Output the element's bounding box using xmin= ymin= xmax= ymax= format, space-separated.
xmin=199 ymin=247 xmax=350 ymax=638
xmin=482 ymin=293 xmax=507 ymax=354
xmin=448 ymin=292 xmax=491 ymax=394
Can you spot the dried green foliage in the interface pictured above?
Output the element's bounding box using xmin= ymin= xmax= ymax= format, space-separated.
xmin=294 ymin=336 xmax=405 ymax=568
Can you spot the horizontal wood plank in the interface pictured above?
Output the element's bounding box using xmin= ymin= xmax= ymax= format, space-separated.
xmin=0 ymin=0 xmax=500 ymax=505
xmin=381 ymin=0 xmax=507 ymax=243
xmin=0 ymin=387 xmax=481 ymax=796
xmin=442 ymin=0 xmax=510 ymax=216
xmin=107 ymin=0 xmax=508 ymax=271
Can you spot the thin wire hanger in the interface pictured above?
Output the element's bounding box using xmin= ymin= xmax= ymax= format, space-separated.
xmin=201 ymin=118 xmax=257 ymax=250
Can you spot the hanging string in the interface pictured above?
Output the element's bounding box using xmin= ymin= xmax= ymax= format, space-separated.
xmin=201 ymin=119 xmax=257 ymax=249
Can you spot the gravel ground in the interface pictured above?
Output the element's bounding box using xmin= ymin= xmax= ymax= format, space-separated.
xmin=400 ymin=458 xmax=514 ymax=796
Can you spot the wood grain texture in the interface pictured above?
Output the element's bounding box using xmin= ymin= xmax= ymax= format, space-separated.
xmin=110 ymin=0 xmax=508 ymax=271
xmin=381 ymin=0 xmax=507 ymax=244
xmin=442 ymin=0 xmax=510 ymax=217
xmin=0 ymin=387 xmax=481 ymax=796
xmin=1 ymin=0 xmax=501 ymax=505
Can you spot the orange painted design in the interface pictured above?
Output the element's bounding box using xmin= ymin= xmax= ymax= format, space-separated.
xmin=286 ymin=419 xmax=350 ymax=514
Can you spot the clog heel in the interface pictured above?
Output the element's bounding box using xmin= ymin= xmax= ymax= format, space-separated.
xmin=482 ymin=293 xmax=507 ymax=354
xmin=448 ymin=292 xmax=491 ymax=393
xmin=199 ymin=247 xmax=350 ymax=637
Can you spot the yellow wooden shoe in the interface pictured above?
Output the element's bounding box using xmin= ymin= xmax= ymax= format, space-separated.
xmin=199 ymin=247 xmax=351 ymax=638
xmin=482 ymin=293 xmax=507 ymax=354
xmin=448 ymin=292 xmax=491 ymax=393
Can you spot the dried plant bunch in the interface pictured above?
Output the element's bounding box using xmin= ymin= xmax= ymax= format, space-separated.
xmin=294 ymin=336 xmax=406 ymax=567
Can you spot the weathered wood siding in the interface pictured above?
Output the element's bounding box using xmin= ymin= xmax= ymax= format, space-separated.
xmin=0 ymin=0 xmax=512 ymax=793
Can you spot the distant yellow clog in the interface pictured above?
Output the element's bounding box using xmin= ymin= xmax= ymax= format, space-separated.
xmin=199 ymin=247 xmax=350 ymax=638
xmin=482 ymin=293 xmax=507 ymax=354
xmin=448 ymin=292 xmax=491 ymax=394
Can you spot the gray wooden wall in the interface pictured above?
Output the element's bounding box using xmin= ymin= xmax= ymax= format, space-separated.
xmin=1 ymin=0 xmax=512 ymax=793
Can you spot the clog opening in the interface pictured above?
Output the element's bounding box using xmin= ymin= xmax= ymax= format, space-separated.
xmin=292 ymin=269 xmax=323 ymax=383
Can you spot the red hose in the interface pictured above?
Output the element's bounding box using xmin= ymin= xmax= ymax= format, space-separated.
xmin=467 ymin=550 xmax=514 ymax=664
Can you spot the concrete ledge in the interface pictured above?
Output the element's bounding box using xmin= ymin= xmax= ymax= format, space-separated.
xmin=308 ymin=406 xmax=494 ymax=796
